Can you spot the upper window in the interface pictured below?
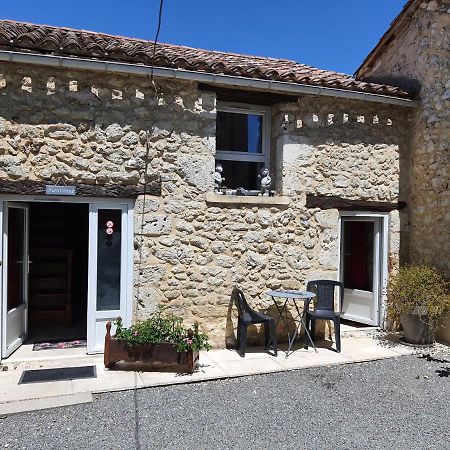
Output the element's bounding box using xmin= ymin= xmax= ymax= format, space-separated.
xmin=215 ymin=103 xmax=270 ymax=192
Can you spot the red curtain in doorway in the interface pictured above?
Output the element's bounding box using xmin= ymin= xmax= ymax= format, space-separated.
xmin=349 ymin=222 xmax=369 ymax=290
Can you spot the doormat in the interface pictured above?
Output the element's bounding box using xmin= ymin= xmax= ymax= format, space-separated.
xmin=33 ymin=339 xmax=87 ymax=351
xmin=19 ymin=366 xmax=97 ymax=384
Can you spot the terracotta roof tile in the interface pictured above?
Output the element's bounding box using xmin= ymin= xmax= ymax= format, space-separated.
xmin=0 ymin=20 xmax=411 ymax=98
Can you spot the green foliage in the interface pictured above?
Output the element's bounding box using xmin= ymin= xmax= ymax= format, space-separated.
xmin=114 ymin=306 xmax=211 ymax=352
xmin=387 ymin=265 xmax=450 ymax=328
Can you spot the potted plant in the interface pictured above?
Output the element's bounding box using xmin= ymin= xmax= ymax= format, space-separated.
xmin=104 ymin=306 xmax=211 ymax=373
xmin=387 ymin=265 xmax=450 ymax=345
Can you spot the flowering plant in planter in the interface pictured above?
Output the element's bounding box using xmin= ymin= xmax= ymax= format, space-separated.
xmin=104 ymin=306 xmax=211 ymax=372
xmin=114 ymin=307 xmax=211 ymax=352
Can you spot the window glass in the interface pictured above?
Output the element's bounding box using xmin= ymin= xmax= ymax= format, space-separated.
xmin=96 ymin=209 xmax=122 ymax=311
xmin=7 ymin=207 xmax=25 ymax=311
xmin=216 ymin=111 xmax=263 ymax=154
xmin=216 ymin=160 xmax=265 ymax=191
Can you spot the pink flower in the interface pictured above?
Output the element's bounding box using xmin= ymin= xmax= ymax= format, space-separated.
xmin=187 ymin=339 xmax=193 ymax=345
xmin=134 ymin=331 xmax=139 ymax=336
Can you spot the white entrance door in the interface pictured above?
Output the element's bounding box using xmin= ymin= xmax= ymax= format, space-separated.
xmin=87 ymin=203 xmax=132 ymax=353
xmin=340 ymin=216 xmax=382 ymax=326
xmin=1 ymin=202 xmax=30 ymax=357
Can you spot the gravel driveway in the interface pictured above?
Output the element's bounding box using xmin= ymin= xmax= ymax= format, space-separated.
xmin=1 ymin=353 xmax=449 ymax=450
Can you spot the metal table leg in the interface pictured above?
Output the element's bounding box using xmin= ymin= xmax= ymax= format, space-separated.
xmin=272 ymin=296 xmax=317 ymax=356
xmin=292 ymin=300 xmax=317 ymax=353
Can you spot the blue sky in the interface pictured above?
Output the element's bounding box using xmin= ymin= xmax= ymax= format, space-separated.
xmin=2 ymin=1 xmax=406 ymax=74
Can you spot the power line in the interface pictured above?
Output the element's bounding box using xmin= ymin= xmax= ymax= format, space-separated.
xmin=150 ymin=0 xmax=164 ymax=86
xmin=136 ymin=0 xmax=165 ymax=310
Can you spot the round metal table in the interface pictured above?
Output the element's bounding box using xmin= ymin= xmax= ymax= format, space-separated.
xmin=267 ymin=290 xmax=317 ymax=356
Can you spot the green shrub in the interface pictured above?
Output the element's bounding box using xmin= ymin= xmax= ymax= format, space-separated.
xmin=114 ymin=306 xmax=211 ymax=352
xmin=387 ymin=265 xmax=450 ymax=328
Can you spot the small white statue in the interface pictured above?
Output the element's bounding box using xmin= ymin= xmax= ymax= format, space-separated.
xmin=214 ymin=163 xmax=225 ymax=192
xmin=259 ymin=167 xmax=271 ymax=196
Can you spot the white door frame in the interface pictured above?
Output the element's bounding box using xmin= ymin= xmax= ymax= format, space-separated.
xmin=337 ymin=211 xmax=389 ymax=327
xmin=0 ymin=194 xmax=134 ymax=359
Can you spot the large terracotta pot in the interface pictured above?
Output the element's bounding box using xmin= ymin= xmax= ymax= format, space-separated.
xmin=400 ymin=313 xmax=434 ymax=345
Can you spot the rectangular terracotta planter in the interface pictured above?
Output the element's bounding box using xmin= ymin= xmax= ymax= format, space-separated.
xmin=104 ymin=322 xmax=199 ymax=373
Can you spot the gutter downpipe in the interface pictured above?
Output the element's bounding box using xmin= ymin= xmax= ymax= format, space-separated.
xmin=0 ymin=50 xmax=418 ymax=108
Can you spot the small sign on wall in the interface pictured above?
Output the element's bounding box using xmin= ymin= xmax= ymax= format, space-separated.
xmin=45 ymin=185 xmax=76 ymax=196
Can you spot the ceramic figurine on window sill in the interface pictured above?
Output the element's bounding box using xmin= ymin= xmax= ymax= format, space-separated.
xmin=259 ymin=167 xmax=271 ymax=196
xmin=214 ymin=163 xmax=225 ymax=193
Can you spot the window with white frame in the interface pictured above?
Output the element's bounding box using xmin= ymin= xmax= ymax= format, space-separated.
xmin=215 ymin=102 xmax=271 ymax=192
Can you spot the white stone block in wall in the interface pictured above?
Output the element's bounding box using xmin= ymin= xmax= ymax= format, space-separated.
xmin=279 ymin=134 xmax=314 ymax=196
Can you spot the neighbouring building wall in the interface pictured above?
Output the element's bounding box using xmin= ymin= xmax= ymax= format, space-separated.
xmin=358 ymin=0 xmax=450 ymax=278
xmin=0 ymin=62 xmax=410 ymax=346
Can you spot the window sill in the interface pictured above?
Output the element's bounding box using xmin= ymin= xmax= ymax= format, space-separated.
xmin=205 ymin=192 xmax=291 ymax=207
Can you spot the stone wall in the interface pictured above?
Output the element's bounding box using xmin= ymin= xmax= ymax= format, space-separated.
xmin=358 ymin=0 xmax=450 ymax=277
xmin=0 ymin=62 xmax=410 ymax=346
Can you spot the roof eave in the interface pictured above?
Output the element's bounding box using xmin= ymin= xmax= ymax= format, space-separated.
xmin=0 ymin=49 xmax=417 ymax=107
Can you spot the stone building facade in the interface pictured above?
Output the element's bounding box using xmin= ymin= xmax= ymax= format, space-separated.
xmin=4 ymin=6 xmax=449 ymax=354
xmin=357 ymin=0 xmax=450 ymax=277
xmin=0 ymin=61 xmax=411 ymax=347
xmin=356 ymin=0 xmax=450 ymax=343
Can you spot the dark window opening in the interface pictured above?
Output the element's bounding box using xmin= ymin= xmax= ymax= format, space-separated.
xmin=216 ymin=111 xmax=263 ymax=154
xmin=217 ymin=160 xmax=265 ymax=191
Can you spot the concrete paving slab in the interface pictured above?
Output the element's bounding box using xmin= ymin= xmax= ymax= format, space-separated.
xmin=216 ymin=355 xmax=285 ymax=377
xmin=275 ymin=349 xmax=352 ymax=370
xmin=73 ymin=370 xmax=144 ymax=394
xmin=0 ymin=392 xmax=92 ymax=415
xmin=342 ymin=344 xmax=401 ymax=362
xmin=0 ymin=379 xmax=74 ymax=403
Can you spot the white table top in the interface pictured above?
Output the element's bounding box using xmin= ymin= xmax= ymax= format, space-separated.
xmin=267 ymin=290 xmax=316 ymax=299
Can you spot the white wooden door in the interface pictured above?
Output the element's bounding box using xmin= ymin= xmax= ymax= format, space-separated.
xmin=87 ymin=203 xmax=131 ymax=353
xmin=340 ymin=217 xmax=381 ymax=326
xmin=1 ymin=202 xmax=30 ymax=358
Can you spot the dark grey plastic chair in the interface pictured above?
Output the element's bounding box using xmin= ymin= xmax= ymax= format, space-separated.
xmin=233 ymin=288 xmax=277 ymax=357
xmin=304 ymin=280 xmax=344 ymax=352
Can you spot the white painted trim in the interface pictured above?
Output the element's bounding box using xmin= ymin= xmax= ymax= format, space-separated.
xmin=338 ymin=211 xmax=389 ymax=327
xmin=380 ymin=215 xmax=390 ymax=328
xmin=0 ymin=50 xmax=419 ymax=108
xmin=125 ymin=204 xmax=134 ymax=328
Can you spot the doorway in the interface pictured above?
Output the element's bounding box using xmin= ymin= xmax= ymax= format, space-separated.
xmin=339 ymin=214 xmax=388 ymax=326
xmin=28 ymin=203 xmax=89 ymax=343
xmin=1 ymin=197 xmax=134 ymax=359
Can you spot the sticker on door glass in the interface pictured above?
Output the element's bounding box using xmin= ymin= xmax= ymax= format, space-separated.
xmin=106 ymin=227 xmax=114 ymax=235
xmin=106 ymin=221 xmax=114 ymax=228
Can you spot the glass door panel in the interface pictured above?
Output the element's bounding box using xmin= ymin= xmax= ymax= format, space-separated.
xmin=342 ymin=221 xmax=374 ymax=292
xmin=7 ymin=207 xmax=26 ymax=310
xmin=96 ymin=209 xmax=122 ymax=311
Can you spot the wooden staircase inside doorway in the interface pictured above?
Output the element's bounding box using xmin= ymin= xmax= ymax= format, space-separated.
xmin=29 ymin=206 xmax=73 ymax=326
